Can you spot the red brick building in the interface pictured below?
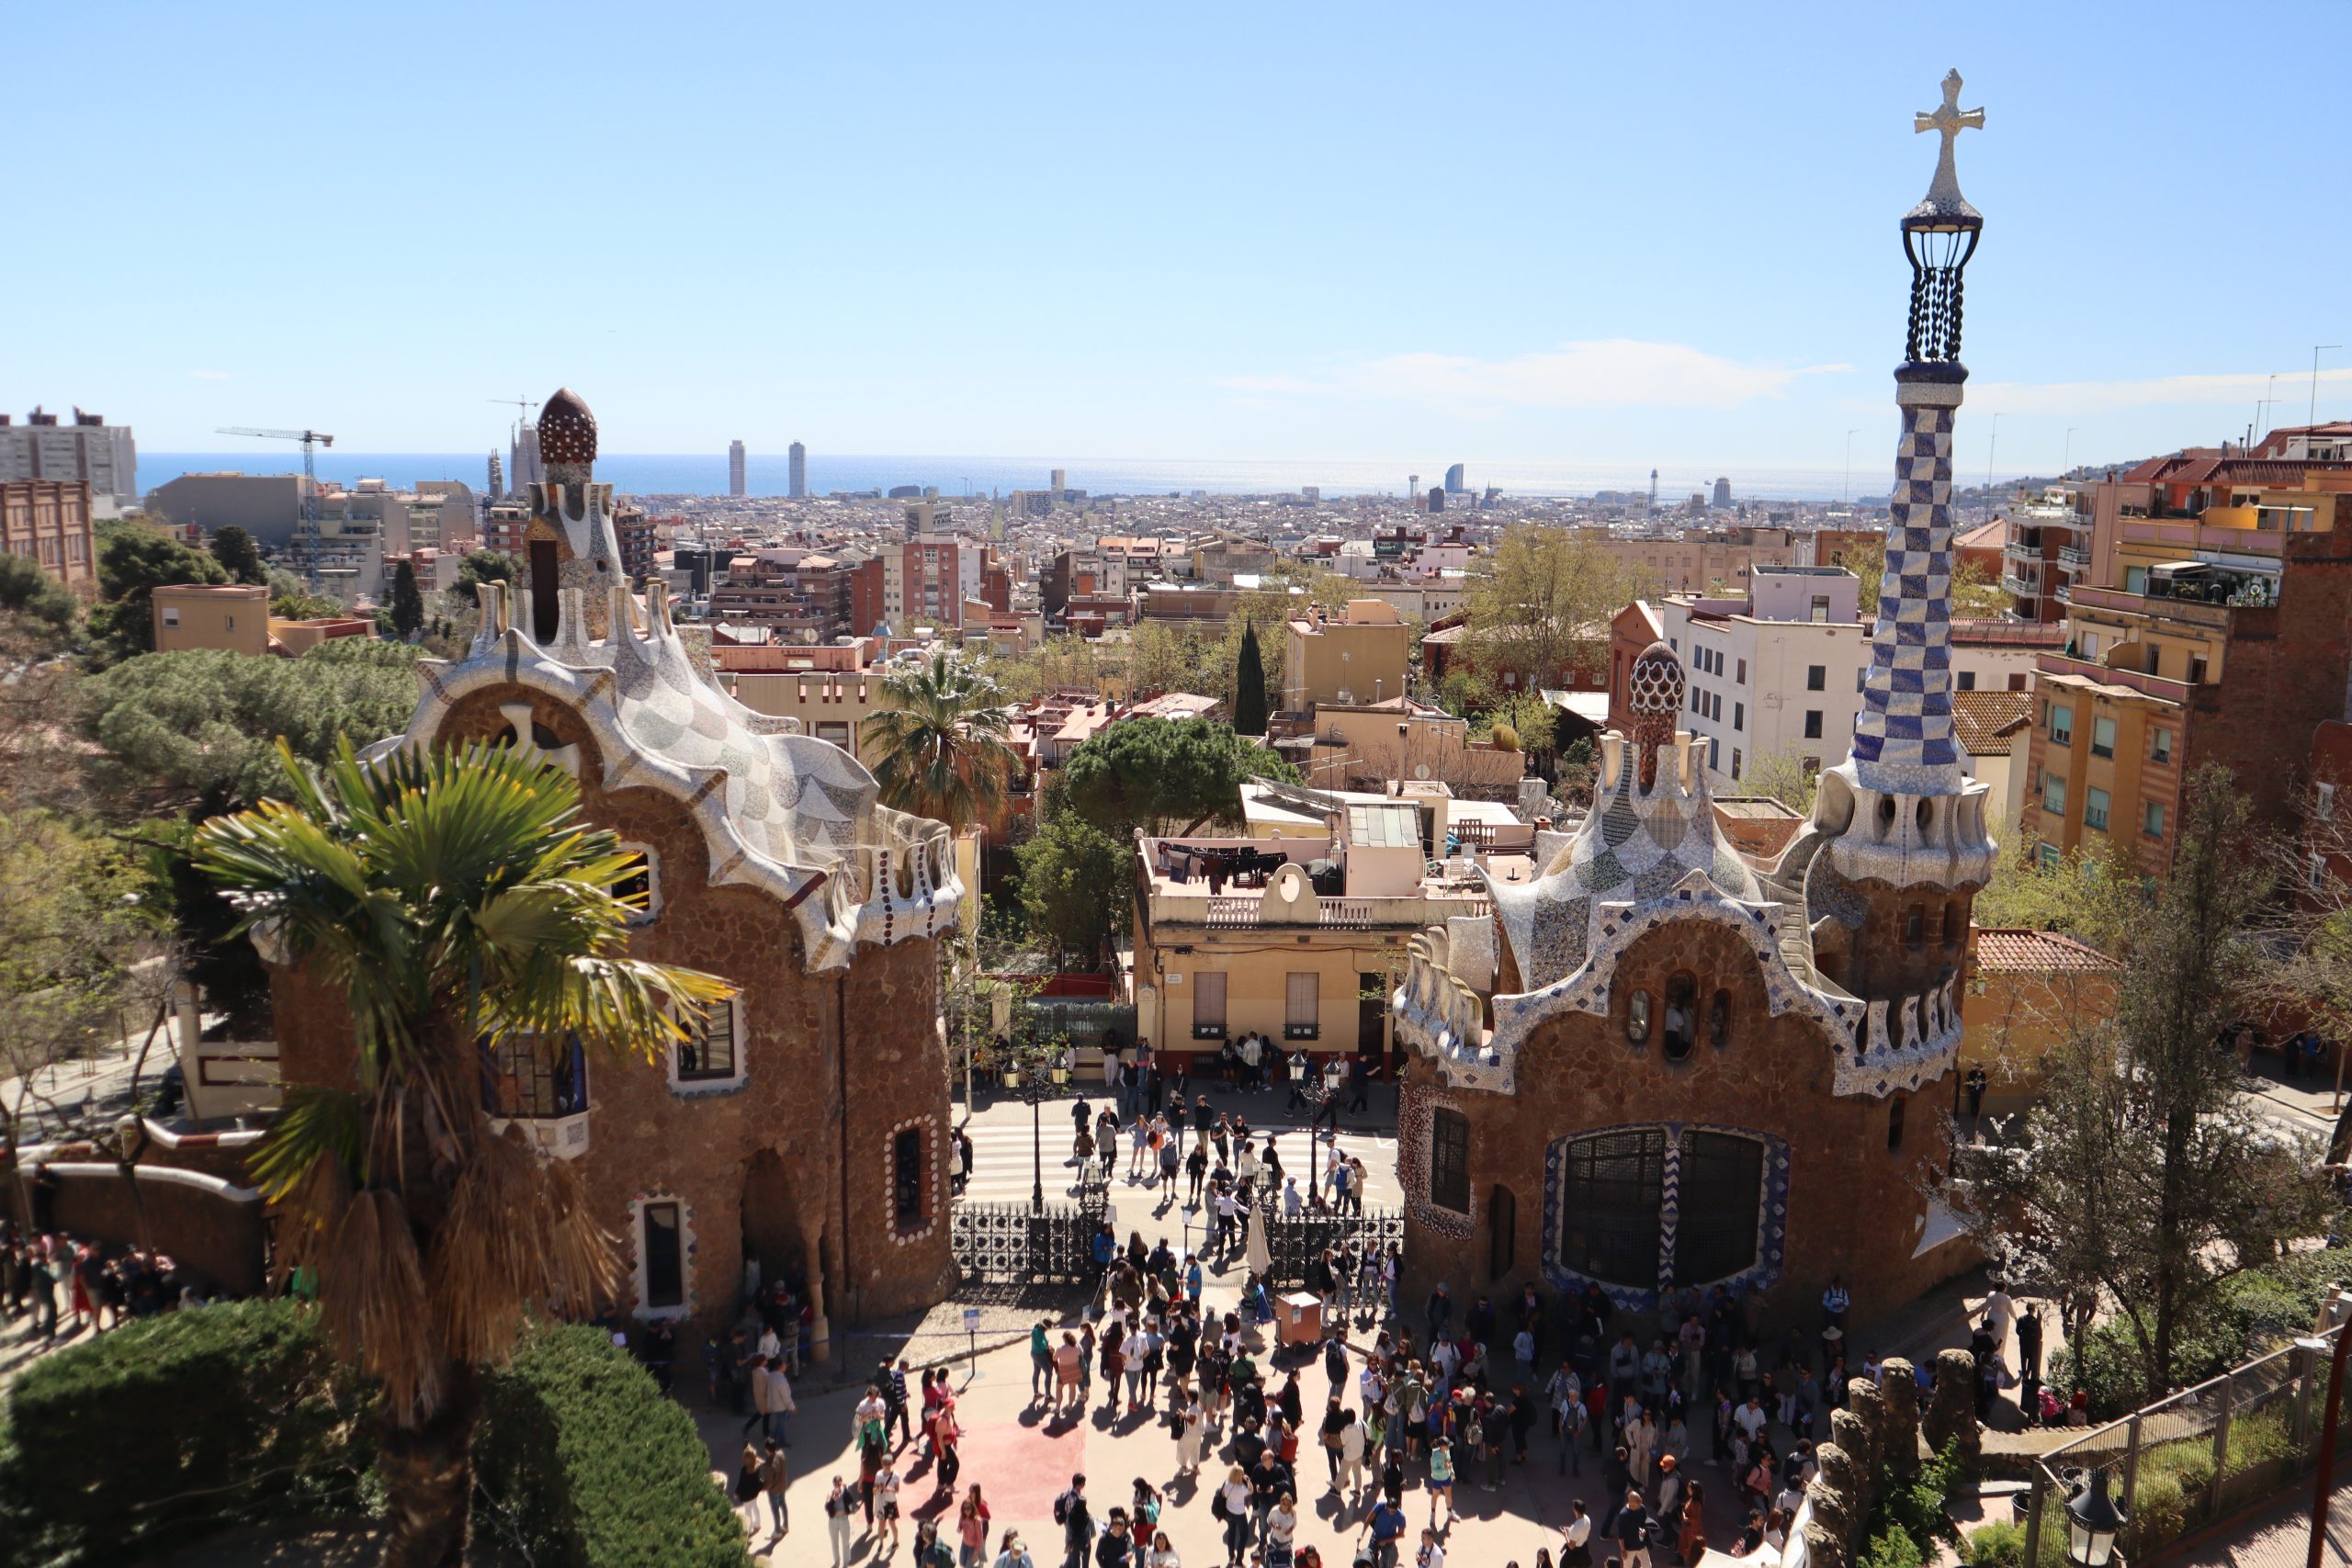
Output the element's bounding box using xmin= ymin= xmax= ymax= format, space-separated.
xmin=271 ymin=391 xmax=965 ymax=1350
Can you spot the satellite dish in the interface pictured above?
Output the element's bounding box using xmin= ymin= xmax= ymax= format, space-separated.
xmin=1415 ymin=763 xmax=1432 ymax=780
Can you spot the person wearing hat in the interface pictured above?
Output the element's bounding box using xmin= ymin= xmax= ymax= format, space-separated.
xmin=1819 ymin=1320 xmax=1844 ymax=1375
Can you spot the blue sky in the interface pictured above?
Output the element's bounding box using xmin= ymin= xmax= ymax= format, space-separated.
xmin=7 ymin=1 xmax=2346 ymax=476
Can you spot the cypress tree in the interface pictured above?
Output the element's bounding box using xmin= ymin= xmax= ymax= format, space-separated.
xmin=1232 ymin=621 xmax=1269 ymax=736
xmin=390 ymin=560 xmax=425 ymax=638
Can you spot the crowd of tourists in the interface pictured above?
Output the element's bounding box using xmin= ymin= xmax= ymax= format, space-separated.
xmin=789 ymin=1255 xmax=1906 ymax=1568
xmin=0 ymin=1213 xmax=215 ymax=1340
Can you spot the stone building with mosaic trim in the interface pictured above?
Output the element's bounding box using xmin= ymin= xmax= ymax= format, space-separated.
xmin=1391 ymin=80 xmax=2000 ymax=1328
xmin=269 ymin=389 xmax=963 ymax=1352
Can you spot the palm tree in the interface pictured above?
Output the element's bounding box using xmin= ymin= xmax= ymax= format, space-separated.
xmin=192 ymin=739 xmax=728 ymax=1568
xmin=864 ymin=649 xmax=1021 ymax=834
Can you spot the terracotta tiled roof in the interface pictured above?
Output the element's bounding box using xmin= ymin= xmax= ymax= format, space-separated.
xmin=1973 ymin=928 xmax=2120 ymax=973
xmin=1950 ymin=690 xmax=2034 ymax=755
xmin=1952 ymin=519 xmax=2008 ymax=552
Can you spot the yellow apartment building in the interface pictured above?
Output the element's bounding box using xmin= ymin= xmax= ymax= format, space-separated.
xmin=1283 ymin=599 xmax=1410 ymax=711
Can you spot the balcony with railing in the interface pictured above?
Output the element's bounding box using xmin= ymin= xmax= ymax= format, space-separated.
xmin=481 ymin=1034 xmax=591 ymax=1158
xmin=2057 ymin=542 xmax=2093 ymax=568
xmin=2034 ymin=650 xmax=2192 ymax=705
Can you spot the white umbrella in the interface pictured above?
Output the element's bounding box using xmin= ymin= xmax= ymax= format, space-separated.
xmin=1245 ymin=1205 xmax=1272 ymax=1277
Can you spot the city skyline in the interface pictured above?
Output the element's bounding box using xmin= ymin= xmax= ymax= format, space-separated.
xmin=9 ymin=1 xmax=2346 ymax=473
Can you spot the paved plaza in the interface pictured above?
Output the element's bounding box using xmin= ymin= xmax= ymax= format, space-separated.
xmin=699 ymin=1318 xmax=1777 ymax=1568
xmin=691 ymin=1079 xmax=1793 ymax=1567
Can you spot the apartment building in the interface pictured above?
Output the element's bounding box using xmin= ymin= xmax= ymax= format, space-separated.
xmin=0 ymin=479 xmax=97 ymax=590
xmin=1998 ymin=489 xmax=2090 ymax=624
xmin=1569 ymin=525 xmax=1798 ymax=593
xmin=2020 ymin=446 xmax=2352 ymax=875
xmin=0 ymin=408 xmax=137 ymax=511
xmin=1661 ymin=566 xmax=2054 ymax=794
xmin=1283 ymin=598 xmax=1410 ymax=711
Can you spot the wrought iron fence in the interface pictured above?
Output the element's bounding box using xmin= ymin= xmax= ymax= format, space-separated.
xmin=1247 ymin=1199 xmax=1404 ymax=1289
xmin=951 ymin=1198 xmax=1107 ymax=1286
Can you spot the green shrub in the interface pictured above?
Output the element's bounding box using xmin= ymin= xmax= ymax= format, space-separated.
xmin=1962 ymin=1518 xmax=2027 ymax=1568
xmin=0 ymin=1300 xmax=375 ymax=1567
xmin=2123 ymin=1468 xmax=2190 ymax=1562
xmin=2051 ymin=1253 xmax=2349 ymax=1420
xmin=2222 ymin=1406 xmax=2296 ymax=1476
xmin=1 ymin=1306 xmax=748 ymax=1568
xmin=474 ymin=1323 xmax=749 ymax=1568
xmin=1860 ymin=1527 xmax=1926 ymax=1568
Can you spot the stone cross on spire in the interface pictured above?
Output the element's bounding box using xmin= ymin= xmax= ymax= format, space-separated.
xmin=1911 ymin=69 xmax=1984 ymax=221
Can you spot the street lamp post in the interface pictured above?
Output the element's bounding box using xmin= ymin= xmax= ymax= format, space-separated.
xmin=1026 ymin=1079 xmax=1046 ymax=1213
xmin=2064 ymin=1468 xmax=2126 ymax=1568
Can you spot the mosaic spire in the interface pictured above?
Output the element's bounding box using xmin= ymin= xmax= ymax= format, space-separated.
xmin=1848 ymin=71 xmax=1984 ymax=797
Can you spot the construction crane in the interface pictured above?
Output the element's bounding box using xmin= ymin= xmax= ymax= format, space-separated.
xmin=218 ymin=426 xmax=335 ymax=583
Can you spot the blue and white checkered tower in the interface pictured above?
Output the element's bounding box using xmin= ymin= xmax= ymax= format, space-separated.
xmin=1816 ymin=71 xmax=1999 ymax=893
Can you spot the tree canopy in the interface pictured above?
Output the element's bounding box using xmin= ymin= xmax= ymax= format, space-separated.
xmin=1059 ymin=715 xmax=1299 ymax=838
xmin=390 ymin=560 xmax=425 ymax=639
xmin=0 ymin=555 xmax=80 ymax=651
xmin=1463 ymin=525 xmax=1640 ymax=691
xmin=1232 ymin=621 xmax=1269 ymax=736
xmin=1013 ymin=811 xmax=1131 ymax=970
xmin=1949 ymin=767 xmax=2333 ymax=1397
xmin=209 ymin=525 xmax=268 ymax=586
xmin=864 ymin=650 xmax=1020 ymax=833
xmin=82 ymin=638 xmax=424 ymax=815
xmin=87 ymin=519 xmax=229 ymax=663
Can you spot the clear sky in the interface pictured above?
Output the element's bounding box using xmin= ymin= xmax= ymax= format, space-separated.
xmin=8 ymin=1 xmax=2346 ymax=476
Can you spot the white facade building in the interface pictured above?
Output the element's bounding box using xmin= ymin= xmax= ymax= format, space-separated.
xmin=1661 ymin=565 xmax=2039 ymax=795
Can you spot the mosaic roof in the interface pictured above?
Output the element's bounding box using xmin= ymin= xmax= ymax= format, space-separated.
xmin=1489 ymin=645 xmax=1763 ymax=991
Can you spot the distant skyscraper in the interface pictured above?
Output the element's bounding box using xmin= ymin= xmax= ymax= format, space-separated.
xmin=729 ymin=439 xmax=747 ymax=497
xmin=1426 ymin=487 xmax=1446 ymax=513
xmin=1408 ymin=475 xmax=1419 ymax=505
xmin=1443 ymin=462 xmax=1465 ymax=494
xmin=787 ymin=440 xmax=807 ymax=499
xmin=1649 ymin=468 xmax=1658 ymax=509
xmin=1050 ymin=468 xmax=1066 ymax=499
xmin=1711 ymin=476 xmax=1733 ymax=509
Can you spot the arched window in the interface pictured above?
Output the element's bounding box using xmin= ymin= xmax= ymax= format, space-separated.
xmin=1487 ymin=1183 xmax=1517 ymax=1279
xmin=1887 ymin=1096 xmax=1905 ymax=1150
xmin=1904 ymin=904 xmax=1926 ymax=945
xmin=1708 ymin=989 xmax=1732 ymax=1050
xmin=893 ymin=1124 xmax=930 ymax=1233
xmin=1430 ymin=1108 xmax=1471 ymax=1213
xmin=1662 ymin=974 xmax=1697 ymax=1061
xmin=1625 ymin=990 xmax=1653 ymax=1046
xmin=1942 ymin=901 xmax=1964 ymax=944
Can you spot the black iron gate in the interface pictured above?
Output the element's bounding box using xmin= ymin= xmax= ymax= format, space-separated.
xmin=1251 ymin=1200 xmax=1404 ymax=1289
xmin=952 ymin=1198 xmax=1107 ymax=1285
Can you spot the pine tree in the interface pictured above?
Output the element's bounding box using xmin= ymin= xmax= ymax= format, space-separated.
xmin=1232 ymin=620 xmax=1269 ymax=737
xmin=209 ymin=525 xmax=268 ymax=586
xmin=390 ymin=559 xmax=425 ymax=639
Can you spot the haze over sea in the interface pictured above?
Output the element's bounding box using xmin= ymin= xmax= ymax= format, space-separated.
xmin=140 ymin=453 xmax=1934 ymax=505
